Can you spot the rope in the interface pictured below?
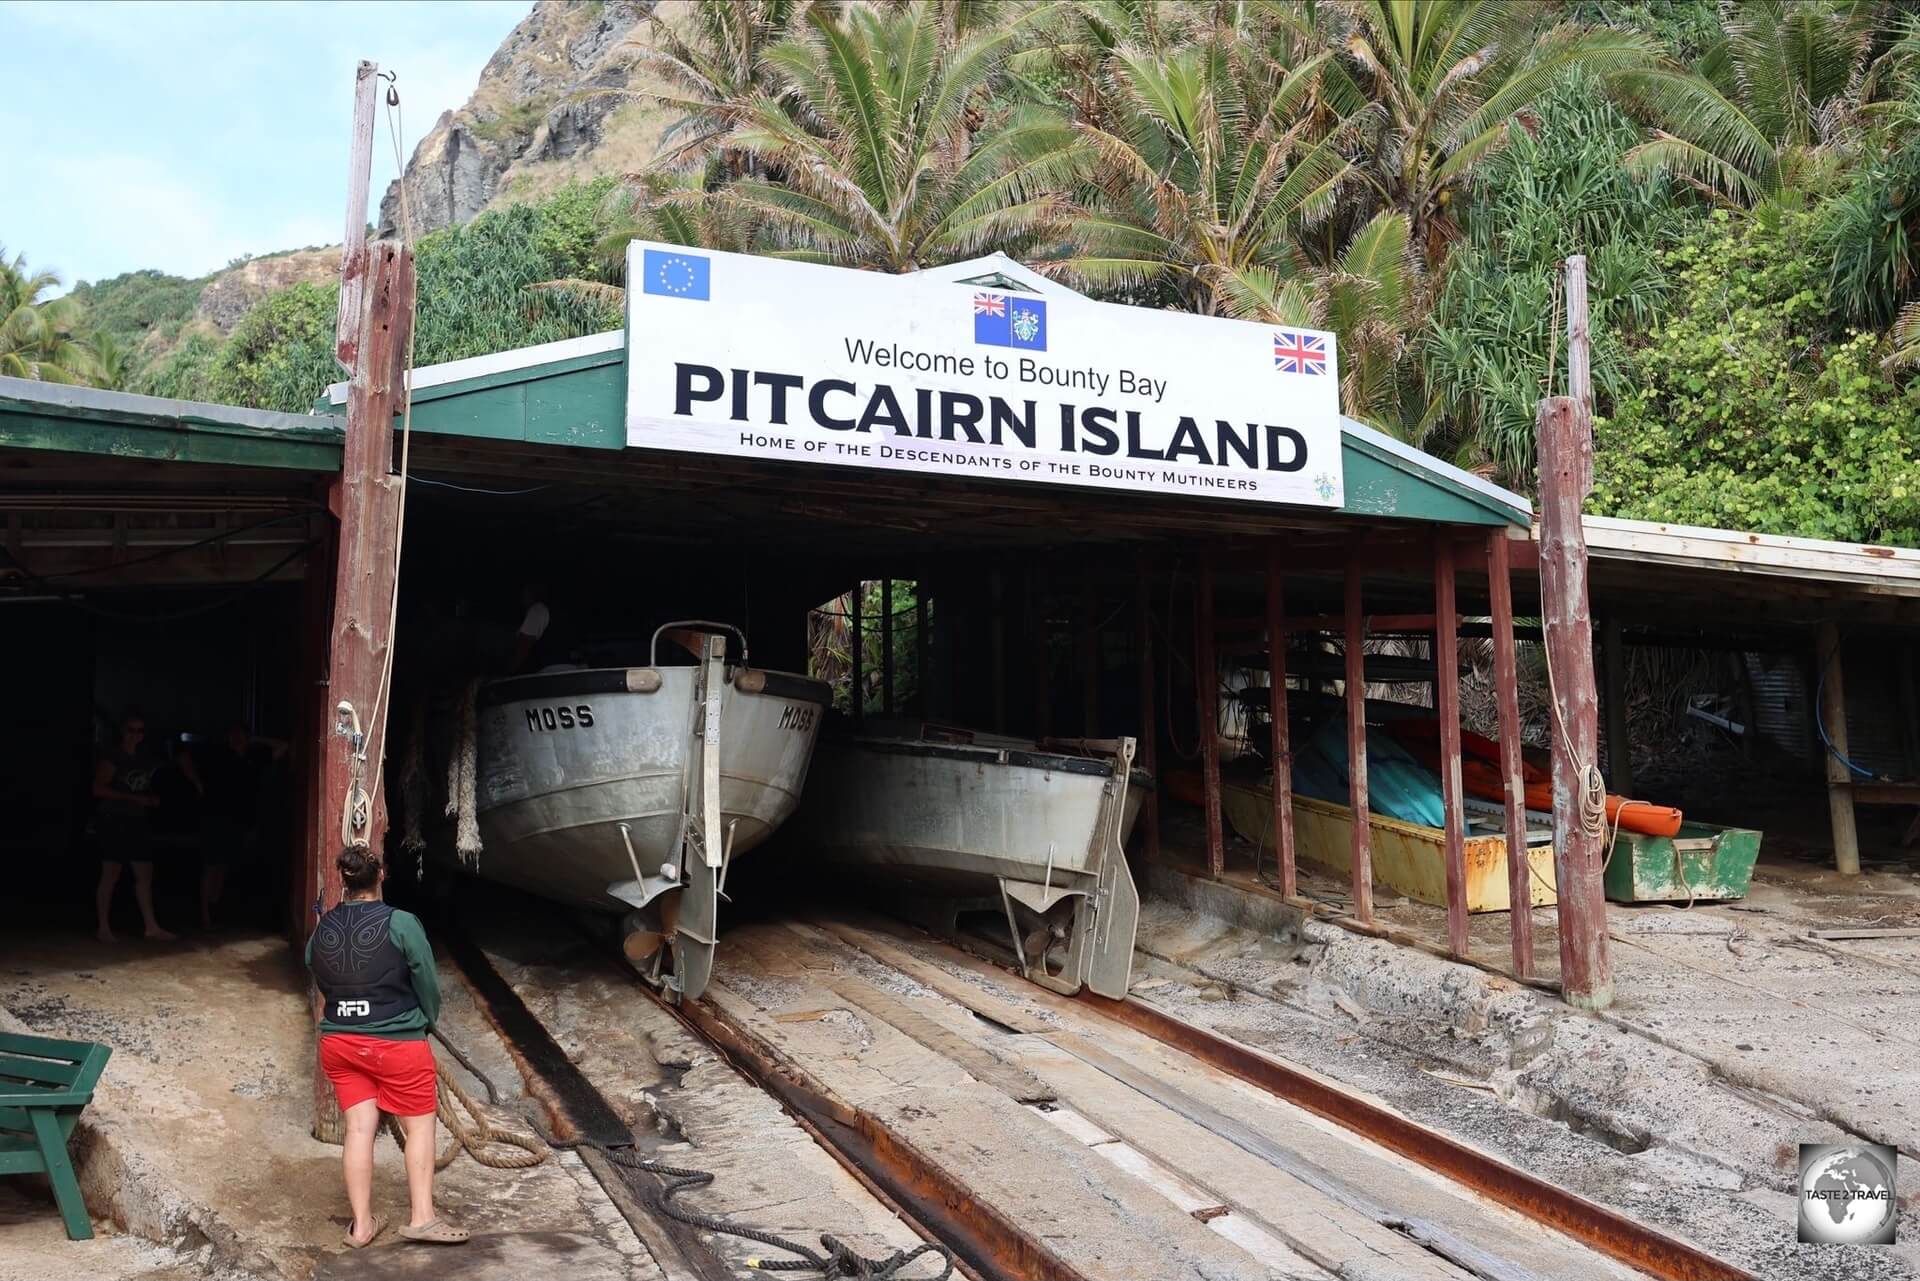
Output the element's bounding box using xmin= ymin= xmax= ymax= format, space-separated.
xmin=414 ymin=1027 xmax=953 ymax=1279
xmin=386 ymin=1059 xmax=551 ymax=1171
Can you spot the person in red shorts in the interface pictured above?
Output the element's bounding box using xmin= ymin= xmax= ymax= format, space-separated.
xmin=307 ymin=847 xmax=469 ymax=1248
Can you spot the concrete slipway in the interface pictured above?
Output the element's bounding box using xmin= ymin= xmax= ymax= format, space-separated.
xmin=6 ymin=858 xmax=1919 ymax=1281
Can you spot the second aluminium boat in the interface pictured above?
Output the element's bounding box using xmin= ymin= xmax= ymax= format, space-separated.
xmin=794 ymin=725 xmax=1147 ymax=998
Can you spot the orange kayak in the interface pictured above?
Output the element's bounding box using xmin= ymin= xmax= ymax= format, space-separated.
xmin=1388 ymin=718 xmax=1683 ymax=838
xmin=1518 ymin=781 xmax=1682 ymax=837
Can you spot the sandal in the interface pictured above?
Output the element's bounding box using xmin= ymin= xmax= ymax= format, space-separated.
xmin=343 ymin=1215 xmax=387 ymax=1249
xmin=399 ymin=1218 xmax=470 ymax=1245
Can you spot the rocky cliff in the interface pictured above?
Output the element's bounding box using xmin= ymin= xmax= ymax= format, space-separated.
xmin=378 ymin=0 xmax=669 ymax=237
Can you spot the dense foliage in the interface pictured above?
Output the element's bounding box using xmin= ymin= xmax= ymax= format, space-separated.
xmin=67 ymin=268 xmax=206 ymax=353
xmin=1593 ymin=206 xmax=1920 ymax=544
xmin=123 ymin=180 xmax=625 ymax=413
xmin=15 ymin=1 xmax=1920 ymax=545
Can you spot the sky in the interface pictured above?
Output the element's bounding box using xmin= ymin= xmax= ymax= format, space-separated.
xmin=1 ymin=0 xmax=528 ymax=290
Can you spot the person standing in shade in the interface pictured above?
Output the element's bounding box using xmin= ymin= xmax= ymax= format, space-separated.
xmin=92 ymin=713 xmax=175 ymax=942
xmin=306 ymin=848 xmax=469 ymax=1249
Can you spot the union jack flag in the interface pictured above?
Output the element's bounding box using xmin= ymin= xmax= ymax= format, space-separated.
xmin=973 ymin=293 xmax=1006 ymax=318
xmin=1273 ymin=330 xmax=1327 ymax=376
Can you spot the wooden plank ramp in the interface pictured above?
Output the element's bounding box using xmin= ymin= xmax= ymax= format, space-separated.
xmin=693 ymin=918 xmax=1645 ymax=1281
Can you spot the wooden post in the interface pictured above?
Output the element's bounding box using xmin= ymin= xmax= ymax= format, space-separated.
xmin=313 ymin=241 xmax=415 ymax=1138
xmin=1265 ymin=544 xmax=1295 ymax=897
xmin=881 ymin=578 xmax=895 ymax=717
xmin=1080 ymin=576 xmax=1100 ymax=735
xmin=1344 ymin=547 xmax=1373 ymax=922
xmin=1434 ymin=539 xmax=1469 ymax=957
xmin=1602 ymin=619 xmax=1632 ymax=797
xmin=850 ymin=582 xmax=864 ymax=723
xmin=1135 ymin=556 xmax=1160 ymax=861
xmin=915 ymin=587 xmax=929 ymax=716
xmin=1196 ymin=561 xmax=1225 ymax=878
xmin=1818 ymin=621 xmax=1861 ymax=876
xmin=1486 ymin=531 xmax=1534 ymax=977
xmin=333 ymin=61 xmax=379 ymax=374
xmin=1537 ymin=394 xmax=1611 ymax=1009
xmin=1566 ymin=255 xmax=1592 ymax=427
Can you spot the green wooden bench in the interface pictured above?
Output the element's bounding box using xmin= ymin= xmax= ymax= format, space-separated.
xmin=0 ymin=1031 xmax=112 ymax=1240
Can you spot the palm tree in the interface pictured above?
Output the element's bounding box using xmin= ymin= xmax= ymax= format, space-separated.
xmin=1048 ymin=31 xmax=1366 ymax=315
xmin=1613 ymin=0 xmax=1884 ymax=202
xmin=648 ymin=2 xmax=1089 ymax=272
xmin=1334 ymin=0 xmax=1660 ymax=261
xmin=87 ymin=329 xmax=130 ymax=391
xmin=625 ymin=0 xmax=811 ymax=174
xmin=0 ymin=249 xmax=101 ymax=385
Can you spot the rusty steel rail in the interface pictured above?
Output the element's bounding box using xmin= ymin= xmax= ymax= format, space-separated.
xmin=665 ymin=991 xmax=1082 ymax=1281
xmin=1077 ymin=990 xmax=1753 ymax=1281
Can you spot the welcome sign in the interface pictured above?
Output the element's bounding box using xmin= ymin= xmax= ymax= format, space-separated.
xmin=624 ymin=241 xmax=1344 ymax=507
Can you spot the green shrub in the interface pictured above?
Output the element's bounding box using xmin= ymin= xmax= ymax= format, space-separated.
xmin=200 ymin=282 xmax=340 ymax=413
xmin=1425 ymin=75 xmax=1694 ymax=485
xmin=133 ymin=332 xmax=222 ymax=401
xmin=69 ymin=268 xmax=207 ymax=348
xmin=1593 ymin=207 xmax=1920 ymax=545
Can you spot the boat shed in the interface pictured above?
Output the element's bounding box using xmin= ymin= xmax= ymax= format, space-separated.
xmin=6 ymin=253 xmax=1919 ymax=1014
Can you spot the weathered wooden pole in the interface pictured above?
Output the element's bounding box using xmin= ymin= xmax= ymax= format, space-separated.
xmin=312 ymin=60 xmax=417 ymax=1141
xmin=1540 ymin=253 xmax=1611 ymax=1009
xmin=317 ymin=242 xmax=414 ymax=881
xmin=1486 ymin=531 xmax=1534 ymax=977
xmin=1434 ymin=539 xmax=1470 ymax=956
xmin=1135 ymin=556 xmax=1160 ymax=861
xmin=1538 ymin=393 xmax=1610 ymax=1007
xmin=1265 ymin=544 xmax=1296 ymax=896
xmin=1566 ymin=255 xmax=1592 ymax=422
xmin=1817 ymin=621 xmax=1862 ymax=876
xmin=1196 ymin=561 xmax=1225 ymax=878
xmin=1343 ymin=546 xmax=1374 ymax=922
xmin=333 ymin=61 xmax=379 ymax=376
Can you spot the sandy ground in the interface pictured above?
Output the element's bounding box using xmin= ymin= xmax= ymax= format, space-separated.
xmin=0 ymin=1183 xmax=210 ymax=1281
xmin=0 ymin=928 xmax=653 ymax=1281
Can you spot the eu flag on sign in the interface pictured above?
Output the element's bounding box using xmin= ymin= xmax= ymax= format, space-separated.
xmin=973 ymin=292 xmax=1046 ymax=350
xmin=642 ymin=249 xmax=710 ymax=300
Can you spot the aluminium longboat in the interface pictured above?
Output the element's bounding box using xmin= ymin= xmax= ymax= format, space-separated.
xmin=794 ymin=724 xmax=1147 ymax=998
xmin=473 ymin=622 xmax=828 ymax=1001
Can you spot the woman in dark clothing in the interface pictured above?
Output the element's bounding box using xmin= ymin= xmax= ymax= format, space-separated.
xmin=306 ymin=848 xmax=469 ymax=1248
xmin=92 ymin=713 xmax=175 ymax=942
